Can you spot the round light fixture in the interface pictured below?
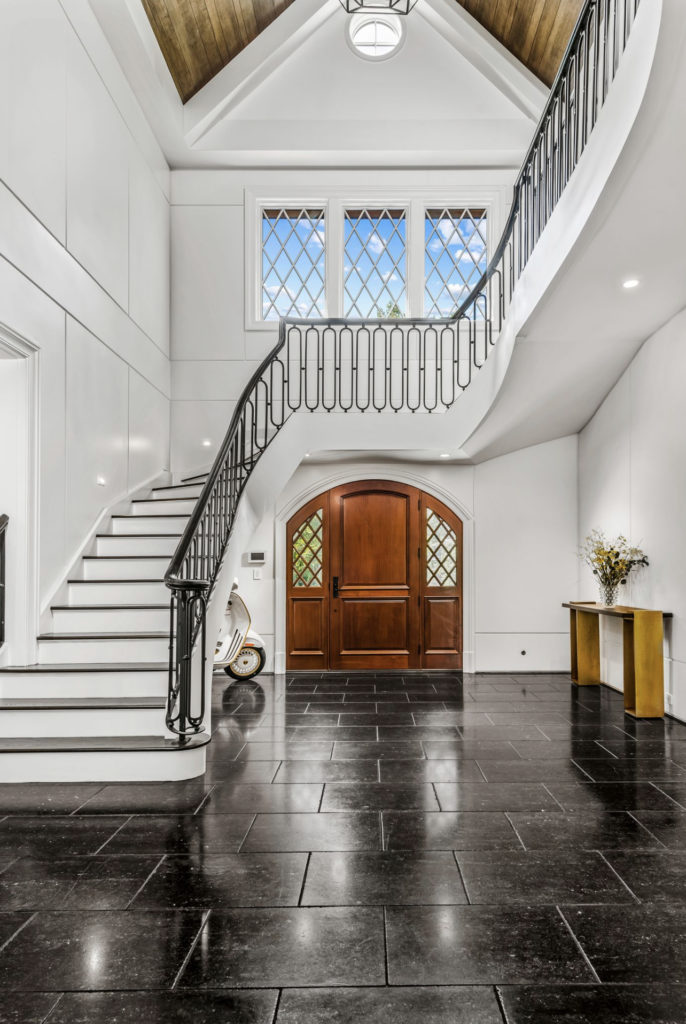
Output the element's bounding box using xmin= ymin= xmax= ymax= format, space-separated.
xmin=348 ymin=12 xmax=404 ymax=60
xmin=622 ymin=278 xmax=640 ymax=290
xmin=201 ymin=439 xmax=212 ymax=447
xmin=439 ymin=453 xmax=451 ymax=459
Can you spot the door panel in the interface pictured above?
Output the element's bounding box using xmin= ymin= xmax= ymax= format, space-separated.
xmin=331 ymin=481 xmax=419 ymax=670
xmin=286 ymin=481 xmax=463 ymax=671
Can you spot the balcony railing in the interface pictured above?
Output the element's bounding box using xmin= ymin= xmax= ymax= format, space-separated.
xmin=164 ymin=0 xmax=641 ymax=738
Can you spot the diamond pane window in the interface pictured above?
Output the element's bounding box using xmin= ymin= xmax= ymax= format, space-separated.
xmin=426 ymin=508 xmax=458 ymax=587
xmin=424 ymin=208 xmax=488 ymax=317
xmin=292 ymin=509 xmax=324 ymax=588
xmin=262 ymin=209 xmax=326 ymax=321
xmin=344 ymin=208 xmax=407 ymax=318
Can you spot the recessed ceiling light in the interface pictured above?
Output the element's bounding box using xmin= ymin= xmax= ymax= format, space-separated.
xmin=439 ymin=453 xmax=451 ymax=459
xmin=304 ymin=452 xmax=310 ymax=458
xmin=96 ymin=475 xmax=106 ymax=486
xmin=622 ymin=278 xmax=640 ymax=289
xmin=201 ymin=439 xmax=212 ymax=447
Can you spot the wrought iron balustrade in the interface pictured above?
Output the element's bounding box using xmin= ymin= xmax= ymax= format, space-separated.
xmin=164 ymin=0 xmax=641 ymax=738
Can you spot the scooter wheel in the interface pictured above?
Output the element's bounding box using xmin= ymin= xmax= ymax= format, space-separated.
xmin=225 ymin=646 xmax=266 ymax=680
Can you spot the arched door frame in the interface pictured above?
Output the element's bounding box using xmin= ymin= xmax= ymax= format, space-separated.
xmin=274 ymin=466 xmax=475 ymax=674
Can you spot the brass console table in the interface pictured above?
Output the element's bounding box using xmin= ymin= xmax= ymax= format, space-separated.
xmin=562 ymin=602 xmax=672 ymax=718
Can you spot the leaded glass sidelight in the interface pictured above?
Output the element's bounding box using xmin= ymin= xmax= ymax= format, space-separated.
xmin=426 ymin=508 xmax=458 ymax=587
xmin=344 ymin=208 xmax=407 ymax=318
xmin=292 ymin=509 xmax=324 ymax=587
xmin=424 ymin=208 xmax=488 ymax=317
xmin=262 ymin=209 xmax=327 ymax=320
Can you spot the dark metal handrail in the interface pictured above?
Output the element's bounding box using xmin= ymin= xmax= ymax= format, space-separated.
xmin=0 ymin=515 xmax=8 ymax=649
xmin=164 ymin=0 xmax=641 ymax=737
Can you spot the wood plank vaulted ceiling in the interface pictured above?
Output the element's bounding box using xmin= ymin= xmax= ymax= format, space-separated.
xmin=140 ymin=0 xmax=585 ymax=104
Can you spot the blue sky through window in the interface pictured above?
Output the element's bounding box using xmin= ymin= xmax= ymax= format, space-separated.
xmin=424 ymin=208 xmax=487 ymax=317
xmin=262 ymin=208 xmax=326 ymax=320
xmin=344 ymin=209 xmax=407 ymax=318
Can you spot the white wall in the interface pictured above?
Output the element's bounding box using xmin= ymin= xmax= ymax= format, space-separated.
xmin=0 ymin=0 xmax=171 ymax=655
xmin=232 ymin=437 xmax=578 ymax=674
xmin=579 ymin=306 xmax=686 ymax=719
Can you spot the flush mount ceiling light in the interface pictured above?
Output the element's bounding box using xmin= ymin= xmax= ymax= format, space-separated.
xmin=439 ymin=453 xmax=451 ymax=459
xmin=339 ymin=0 xmax=419 ymax=12
xmin=201 ymin=439 xmax=212 ymax=447
xmin=622 ymin=278 xmax=640 ymax=289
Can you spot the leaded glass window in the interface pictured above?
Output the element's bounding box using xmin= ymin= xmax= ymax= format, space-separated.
xmin=426 ymin=508 xmax=458 ymax=587
xmin=292 ymin=509 xmax=324 ymax=588
xmin=344 ymin=208 xmax=407 ymax=318
xmin=424 ymin=208 xmax=488 ymax=317
xmin=262 ymin=208 xmax=326 ymax=320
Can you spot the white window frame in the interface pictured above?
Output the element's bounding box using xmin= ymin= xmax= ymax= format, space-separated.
xmin=245 ymin=187 xmax=508 ymax=332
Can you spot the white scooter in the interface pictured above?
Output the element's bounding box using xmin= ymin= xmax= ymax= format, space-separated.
xmin=214 ymin=580 xmax=267 ymax=680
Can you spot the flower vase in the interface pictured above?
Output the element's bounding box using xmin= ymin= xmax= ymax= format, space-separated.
xmin=598 ymin=582 xmax=619 ymax=607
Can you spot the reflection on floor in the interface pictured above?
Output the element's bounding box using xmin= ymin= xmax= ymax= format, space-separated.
xmin=2 ymin=671 xmax=686 ymax=1021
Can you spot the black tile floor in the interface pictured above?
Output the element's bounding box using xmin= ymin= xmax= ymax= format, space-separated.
xmin=3 ymin=671 xmax=686 ymax=1021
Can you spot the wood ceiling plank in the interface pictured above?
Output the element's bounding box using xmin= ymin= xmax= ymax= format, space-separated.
xmin=187 ymin=0 xmax=226 ymax=68
xmin=528 ymin=0 xmax=585 ymax=85
xmin=140 ymin=0 xmax=196 ymax=101
xmin=160 ymin=0 xmax=215 ymax=98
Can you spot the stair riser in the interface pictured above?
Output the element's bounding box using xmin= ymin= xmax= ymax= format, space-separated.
xmin=0 ymin=709 xmax=167 ymax=738
xmin=132 ymin=500 xmax=196 ymax=516
xmin=0 ymin=671 xmax=168 ymax=699
xmin=82 ymin=558 xmax=168 ymax=581
xmin=51 ymin=607 xmax=170 ymax=633
xmin=67 ymin=582 xmax=169 ymax=604
xmin=38 ymin=637 xmax=170 ymax=664
xmin=0 ymin=748 xmax=206 ymax=782
xmin=152 ymin=486 xmax=202 ymax=501
xmin=111 ymin=516 xmax=189 ymax=536
xmin=95 ymin=536 xmax=178 ymax=556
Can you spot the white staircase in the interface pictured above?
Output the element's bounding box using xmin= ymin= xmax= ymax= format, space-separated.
xmin=0 ymin=474 xmax=211 ymax=781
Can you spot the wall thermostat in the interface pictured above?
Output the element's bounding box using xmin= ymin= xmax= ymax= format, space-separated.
xmin=246 ymin=551 xmax=266 ymax=565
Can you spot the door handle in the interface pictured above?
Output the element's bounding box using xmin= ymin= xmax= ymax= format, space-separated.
xmin=332 ymin=576 xmax=339 ymax=598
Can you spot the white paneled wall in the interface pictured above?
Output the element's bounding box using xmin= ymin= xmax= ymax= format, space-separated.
xmin=579 ymin=307 xmax=686 ymax=719
xmin=0 ymin=0 xmax=171 ymax=660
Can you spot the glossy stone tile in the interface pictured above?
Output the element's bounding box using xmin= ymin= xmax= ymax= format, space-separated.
xmin=285 ymin=726 xmax=378 ymax=741
xmin=133 ymin=852 xmax=307 ymax=908
xmin=339 ymin=713 xmax=415 ymax=726
xmin=321 ymin=783 xmax=439 ymax=812
xmin=562 ymin=904 xmax=686 ymax=982
xmin=0 ymin=784 xmax=104 ymax=816
xmin=273 ymin=760 xmax=379 ymax=783
xmin=202 ymin=761 xmax=280 ymax=783
xmin=476 ymin=760 xmax=588 ymax=783
xmin=631 ymin=807 xmax=686 ymax=848
xmin=434 ymin=783 xmax=559 ymax=813
xmin=378 ymin=759 xmax=485 ymax=783
xmin=508 ymin=811 xmax=662 ymax=850
xmin=602 ymin=850 xmax=686 ymax=902
xmin=102 ymin=814 xmax=255 ymax=854
xmin=0 ymin=856 xmax=160 ymax=911
xmin=0 ymin=991 xmax=61 ymax=1023
xmin=47 ymin=990 xmax=279 ymax=1024
xmin=497 ymin=984 xmax=686 ymax=1024
xmin=456 ymin=850 xmax=634 ymax=905
xmin=74 ymin=782 xmax=211 ymax=815
xmin=302 ymin=851 xmax=467 ymax=906
xmin=0 ymin=911 xmax=204 ymax=990
xmin=543 ymin=781 xmax=678 ymax=812
xmin=382 ymin=812 xmax=520 ymax=851
xmin=235 ymin=742 xmax=334 ymax=761
xmin=511 ymin=741 xmax=617 ymax=760
xmin=423 ymin=741 xmax=521 ymax=760
xmin=573 ymin=759 xmax=686 ymax=782
xmin=332 ymin=741 xmax=425 ymax=760
xmin=0 ymin=912 xmax=31 ymax=948
xmin=276 ymin=986 xmax=502 ymax=1023
xmin=200 ymin=783 xmax=322 ymax=814
xmin=0 ymin=817 xmax=126 ymax=858
xmin=385 ymin=905 xmax=593 ymax=984
xmin=377 ymin=726 xmax=460 ymax=740
xmin=242 ymin=812 xmax=381 ymax=852
xmin=178 ymin=907 xmax=385 ymax=988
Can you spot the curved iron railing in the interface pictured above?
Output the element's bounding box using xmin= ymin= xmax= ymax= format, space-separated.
xmin=164 ymin=0 xmax=640 ymax=737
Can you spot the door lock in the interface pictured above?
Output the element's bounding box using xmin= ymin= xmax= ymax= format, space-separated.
xmin=332 ymin=576 xmax=339 ymax=598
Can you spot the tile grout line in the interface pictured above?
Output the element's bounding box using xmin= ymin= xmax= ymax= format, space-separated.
xmin=171 ymin=909 xmax=211 ymax=990
xmin=504 ymin=811 xmax=527 ymax=851
xmin=69 ymin=784 xmax=108 ymax=816
xmin=271 ymin=989 xmax=283 ymax=1024
xmin=93 ymin=814 xmax=134 ymax=854
xmin=541 ymin=782 xmax=567 ymax=812
xmin=493 ymin=984 xmax=511 ymax=1024
xmin=556 ymin=905 xmax=602 ymax=983
xmin=0 ymin=911 xmax=37 ymax=954
xmin=236 ymin=813 xmax=258 ymax=854
xmin=38 ymin=992 xmax=64 ymax=1024
xmin=452 ymin=850 xmax=471 ymax=904
xmin=297 ymin=852 xmax=312 ymax=907
xmin=382 ymin=905 xmax=390 ymax=986
xmin=194 ymin=785 xmax=216 ymax=815
xmin=596 ymin=850 xmax=642 ymax=904
xmin=627 ymin=810 xmax=670 ymax=849
xmin=123 ymin=853 xmax=167 ymax=909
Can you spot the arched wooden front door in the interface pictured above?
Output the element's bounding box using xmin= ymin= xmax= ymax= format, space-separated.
xmin=286 ymin=480 xmax=463 ymax=671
